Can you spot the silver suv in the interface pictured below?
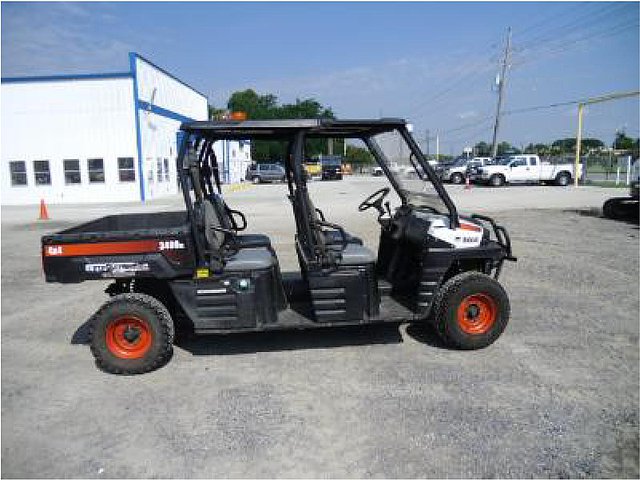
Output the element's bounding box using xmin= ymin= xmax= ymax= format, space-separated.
xmin=246 ymin=163 xmax=286 ymax=183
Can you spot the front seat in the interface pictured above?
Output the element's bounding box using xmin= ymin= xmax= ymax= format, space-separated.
xmin=305 ymin=193 xmax=363 ymax=246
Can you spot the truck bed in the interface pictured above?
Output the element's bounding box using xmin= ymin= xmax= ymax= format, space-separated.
xmin=41 ymin=211 xmax=194 ymax=283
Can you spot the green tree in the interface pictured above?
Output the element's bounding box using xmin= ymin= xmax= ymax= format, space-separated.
xmin=473 ymin=142 xmax=491 ymax=156
xmin=614 ymin=130 xmax=635 ymax=151
xmin=345 ymin=145 xmax=374 ymax=165
xmin=552 ymin=137 xmax=604 ymax=154
xmin=497 ymin=142 xmax=521 ymax=155
xmin=226 ymin=89 xmax=337 ymax=161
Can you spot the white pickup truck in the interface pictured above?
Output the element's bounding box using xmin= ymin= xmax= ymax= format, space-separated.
xmin=475 ymin=155 xmax=581 ymax=187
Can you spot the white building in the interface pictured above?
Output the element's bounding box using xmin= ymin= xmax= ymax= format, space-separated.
xmin=1 ymin=52 xmax=251 ymax=205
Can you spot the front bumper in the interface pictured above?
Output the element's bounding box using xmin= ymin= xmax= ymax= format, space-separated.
xmin=470 ymin=213 xmax=517 ymax=278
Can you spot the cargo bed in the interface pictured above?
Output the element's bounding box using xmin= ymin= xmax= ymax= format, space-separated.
xmin=41 ymin=211 xmax=194 ymax=283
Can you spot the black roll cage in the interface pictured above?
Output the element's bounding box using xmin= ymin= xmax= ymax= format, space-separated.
xmin=176 ymin=119 xmax=460 ymax=266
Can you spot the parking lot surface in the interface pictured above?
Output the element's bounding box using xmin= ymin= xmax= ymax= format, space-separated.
xmin=2 ymin=177 xmax=638 ymax=478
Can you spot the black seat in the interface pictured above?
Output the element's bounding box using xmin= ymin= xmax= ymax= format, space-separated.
xmin=208 ymin=194 xmax=271 ymax=249
xmin=305 ymin=195 xmax=362 ymax=246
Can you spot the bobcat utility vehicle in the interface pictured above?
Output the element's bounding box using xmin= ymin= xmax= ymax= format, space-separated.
xmin=42 ymin=118 xmax=516 ymax=374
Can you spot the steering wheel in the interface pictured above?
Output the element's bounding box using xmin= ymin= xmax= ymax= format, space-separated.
xmin=358 ymin=187 xmax=390 ymax=213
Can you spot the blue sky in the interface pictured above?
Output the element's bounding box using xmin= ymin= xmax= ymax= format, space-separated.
xmin=2 ymin=1 xmax=639 ymax=154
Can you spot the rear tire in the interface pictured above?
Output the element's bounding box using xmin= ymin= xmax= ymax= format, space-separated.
xmin=430 ymin=272 xmax=510 ymax=350
xmin=490 ymin=174 xmax=505 ymax=187
xmin=555 ymin=172 xmax=571 ymax=186
xmin=89 ymin=293 xmax=174 ymax=374
xmin=450 ymin=173 xmax=464 ymax=184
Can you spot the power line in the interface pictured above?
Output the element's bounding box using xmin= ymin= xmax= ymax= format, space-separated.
xmin=514 ymin=2 xmax=628 ymax=51
xmin=511 ymin=20 xmax=639 ymax=69
xmin=405 ymin=58 xmax=497 ymax=119
xmin=511 ymin=2 xmax=591 ymax=40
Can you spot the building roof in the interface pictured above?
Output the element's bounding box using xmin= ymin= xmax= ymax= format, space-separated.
xmin=1 ymin=52 xmax=207 ymax=100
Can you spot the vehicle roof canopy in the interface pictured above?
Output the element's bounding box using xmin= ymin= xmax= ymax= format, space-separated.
xmin=180 ymin=118 xmax=407 ymax=140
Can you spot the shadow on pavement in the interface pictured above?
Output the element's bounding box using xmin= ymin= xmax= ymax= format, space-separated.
xmin=404 ymin=323 xmax=449 ymax=349
xmin=565 ymin=207 xmax=639 ymax=226
xmin=175 ymin=323 xmax=405 ymax=356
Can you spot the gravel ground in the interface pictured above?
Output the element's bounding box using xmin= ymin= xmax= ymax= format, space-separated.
xmin=2 ymin=178 xmax=638 ymax=478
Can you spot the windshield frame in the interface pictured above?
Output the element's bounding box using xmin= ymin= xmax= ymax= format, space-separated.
xmin=365 ymin=126 xmax=459 ymax=227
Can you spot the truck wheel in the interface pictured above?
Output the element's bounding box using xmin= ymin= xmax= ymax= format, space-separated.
xmin=555 ymin=172 xmax=571 ymax=186
xmin=490 ymin=174 xmax=505 ymax=187
xmin=252 ymin=176 xmax=261 ymax=184
xmin=89 ymin=293 xmax=174 ymax=374
xmin=450 ymin=173 xmax=464 ymax=184
xmin=431 ymin=272 xmax=510 ymax=350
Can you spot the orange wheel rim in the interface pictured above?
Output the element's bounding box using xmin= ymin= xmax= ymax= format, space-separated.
xmin=457 ymin=293 xmax=497 ymax=335
xmin=105 ymin=316 xmax=152 ymax=359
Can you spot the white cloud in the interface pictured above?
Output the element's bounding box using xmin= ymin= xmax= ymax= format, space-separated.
xmin=1 ymin=3 xmax=132 ymax=75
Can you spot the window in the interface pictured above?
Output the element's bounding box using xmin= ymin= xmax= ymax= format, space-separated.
xmin=511 ymin=159 xmax=526 ymax=167
xmin=163 ymin=158 xmax=170 ymax=182
xmin=156 ymin=158 xmax=163 ymax=182
xmin=87 ymin=158 xmax=104 ymax=183
xmin=33 ymin=161 xmax=51 ymax=185
xmin=64 ymin=160 xmax=81 ymax=184
xmin=118 ymin=157 xmax=135 ymax=182
xmin=529 ymin=157 xmax=538 ymax=166
xmin=9 ymin=161 xmax=27 ymax=186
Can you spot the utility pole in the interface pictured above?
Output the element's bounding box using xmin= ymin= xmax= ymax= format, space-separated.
xmin=436 ymin=133 xmax=440 ymax=160
xmin=490 ymin=27 xmax=512 ymax=159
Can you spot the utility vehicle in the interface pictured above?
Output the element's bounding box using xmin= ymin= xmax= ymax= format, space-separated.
xmin=476 ymin=154 xmax=581 ymax=187
xmin=42 ymin=118 xmax=516 ymax=374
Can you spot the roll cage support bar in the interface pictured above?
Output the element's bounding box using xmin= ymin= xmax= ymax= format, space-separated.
xmin=176 ymin=122 xmax=461 ymax=267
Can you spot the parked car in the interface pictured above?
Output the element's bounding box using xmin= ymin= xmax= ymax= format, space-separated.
xmin=246 ymin=163 xmax=286 ymax=183
xmin=467 ymin=158 xmax=498 ymax=182
xmin=434 ymin=157 xmax=465 ymax=182
xmin=475 ymin=155 xmax=581 ymax=187
xmin=372 ymin=161 xmax=402 ymax=176
xmin=434 ymin=157 xmax=470 ymax=184
xmin=440 ymin=157 xmax=494 ymax=184
xmin=304 ymin=160 xmax=322 ymax=181
xmin=321 ymin=157 xmax=343 ymax=180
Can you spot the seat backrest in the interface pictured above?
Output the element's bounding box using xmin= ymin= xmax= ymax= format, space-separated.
xmin=208 ymin=194 xmax=234 ymax=231
xmin=292 ymin=187 xmax=327 ymax=262
xmin=197 ymin=199 xmax=225 ymax=251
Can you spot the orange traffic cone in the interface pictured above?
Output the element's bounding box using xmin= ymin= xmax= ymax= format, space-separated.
xmin=38 ymin=199 xmax=49 ymax=220
xmin=464 ymin=175 xmax=472 ymax=190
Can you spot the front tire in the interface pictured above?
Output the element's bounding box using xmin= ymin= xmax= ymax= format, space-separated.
xmin=450 ymin=172 xmax=464 ymax=184
xmin=490 ymin=174 xmax=505 ymax=187
xmin=555 ymin=172 xmax=571 ymax=186
xmin=431 ymin=272 xmax=510 ymax=350
xmin=252 ymin=176 xmax=261 ymax=184
xmin=89 ymin=293 xmax=174 ymax=374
